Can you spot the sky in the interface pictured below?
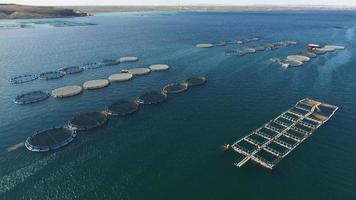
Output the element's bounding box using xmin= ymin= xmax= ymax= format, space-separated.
xmin=1 ymin=0 xmax=355 ymax=6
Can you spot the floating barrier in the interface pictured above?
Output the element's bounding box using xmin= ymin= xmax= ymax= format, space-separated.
xmin=105 ymin=100 xmax=139 ymax=116
xmin=122 ymin=68 xmax=151 ymax=76
xmin=58 ymin=66 xmax=84 ymax=75
xmin=25 ymin=126 xmax=77 ymax=152
xmin=39 ymin=71 xmax=64 ymax=80
xmin=137 ymin=91 xmax=168 ymax=105
xmin=83 ymin=79 xmax=110 ymax=90
xmin=68 ymin=112 xmax=108 ymax=131
xmin=183 ymin=76 xmax=207 ymax=87
xmin=108 ymin=73 xmax=133 ymax=82
xmin=149 ymin=64 xmax=170 ymax=71
xmin=162 ymin=83 xmax=188 ymax=94
xmin=119 ymin=56 xmax=139 ymax=63
xmin=52 ymin=85 xmax=83 ymax=98
xmin=9 ymin=74 xmax=38 ymax=84
xmin=231 ymin=98 xmax=338 ymax=170
xmin=14 ymin=90 xmax=50 ymax=105
xmin=196 ymin=43 xmax=214 ymax=48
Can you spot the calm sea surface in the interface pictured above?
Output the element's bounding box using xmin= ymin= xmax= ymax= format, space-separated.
xmin=0 ymin=11 xmax=356 ymax=200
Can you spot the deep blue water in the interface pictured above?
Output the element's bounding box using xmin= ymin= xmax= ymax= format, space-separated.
xmin=0 ymin=11 xmax=356 ymax=200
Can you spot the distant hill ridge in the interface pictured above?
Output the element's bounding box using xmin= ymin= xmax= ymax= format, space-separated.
xmin=0 ymin=4 xmax=88 ymax=19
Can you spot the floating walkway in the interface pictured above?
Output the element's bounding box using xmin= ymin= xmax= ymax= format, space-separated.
xmin=231 ymin=98 xmax=338 ymax=170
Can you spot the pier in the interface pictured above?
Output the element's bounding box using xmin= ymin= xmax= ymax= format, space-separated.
xmin=232 ymin=98 xmax=338 ymax=170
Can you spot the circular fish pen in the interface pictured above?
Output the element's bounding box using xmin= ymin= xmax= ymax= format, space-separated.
xmin=137 ymin=91 xmax=167 ymax=105
xmin=281 ymin=59 xmax=304 ymax=68
xmin=14 ymin=90 xmax=50 ymax=105
xmin=196 ymin=43 xmax=214 ymax=48
xmin=25 ymin=126 xmax=77 ymax=152
xmin=253 ymin=46 xmax=266 ymax=51
xmin=52 ymin=85 xmax=83 ymax=98
xmin=149 ymin=64 xmax=170 ymax=71
xmin=83 ymin=79 xmax=110 ymax=90
xmin=39 ymin=71 xmax=64 ymax=80
xmin=101 ymin=59 xmax=119 ymax=66
xmin=10 ymin=74 xmax=38 ymax=84
xmin=82 ymin=62 xmax=102 ymax=69
xmin=119 ymin=56 xmax=139 ymax=63
xmin=184 ymin=76 xmax=207 ymax=87
xmin=106 ymin=100 xmax=139 ymax=116
xmin=324 ymin=45 xmax=345 ymax=50
xmin=68 ymin=112 xmax=108 ymax=131
xmin=300 ymin=52 xmax=317 ymax=58
xmin=122 ymin=68 xmax=151 ymax=76
xmin=58 ymin=66 xmax=84 ymax=75
xmin=287 ymin=55 xmax=311 ymax=62
xmin=108 ymin=73 xmax=133 ymax=82
xmin=162 ymin=83 xmax=188 ymax=94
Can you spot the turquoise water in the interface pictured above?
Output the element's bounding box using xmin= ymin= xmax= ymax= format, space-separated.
xmin=1 ymin=11 xmax=356 ymax=199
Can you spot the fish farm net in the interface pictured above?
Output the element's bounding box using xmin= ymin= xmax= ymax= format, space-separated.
xmin=10 ymin=74 xmax=38 ymax=84
xmin=69 ymin=112 xmax=108 ymax=131
xmin=25 ymin=126 xmax=77 ymax=152
xmin=101 ymin=59 xmax=119 ymax=66
xmin=58 ymin=66 xmax=84 ymax=75
xmin=281 ymin=59 xmax=304 ymax=68
xmin=52 ymin=85 xmax=83 ymax=98
xmin=14 ymin=90 xmax=50 ymax=105
xmin=122 ymin=68 xmax=151 ymax=76
xmin=82 ymin=62 xmax=102 ymax=69
xmin=300 ymin=52 xmax=317 ymax=58
xmin=39 ymin=71 xmax=64 ymax=80
xmin=108 ymin=73 xmax=133 ymax=82
xmin=184 ymin=76 xmax=207 ymax=87
xmin=137 ymin=91 xmax=168 ymax=105
xmin=162 ymin=83 xmax=188 ymax=94
xmin=83 ymin=79 xmax=110 ymax=90
xmin=149 ymin=64 xmax=170 ymax=71
xmin=119 ymin=56 xmax=139 ymax=63
xmin=106 ymin=100 xmax=140 ymax=116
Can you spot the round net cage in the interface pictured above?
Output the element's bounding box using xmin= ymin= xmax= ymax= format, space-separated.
xmin=122 ymin=68 xmax=151 ymax=76
xmin=286 ymin=55 xmax=311 ymax=62
xmin=108 ymin=73 xmax=133 ymax=82
xmin=39 ymin=71 xmax=64 ymax=80
xmin=262 ymin=43 xmax=275 ymax=50
xmin=183 ymin=76 xmax=207 ymax=87
xmin=253 ymin=46 xmax=266 ymax=51
xmin=243 ymin=37 xmax=260 ymax=43
xmin=300 ymin=52 xmax=317 ymax=58
xmin=69 ymin=112 xmax=108 ymax=131
xmin=213 ymin=41 xmax=227 ymax=47
xmin=149 ymin=64 xmax=170 ymax=71
xmin=52 ymin=85 xmax=83 ymax=98
xmin=25 ymin=126 xmax=77 ymax=152
xmin=106 ymin=100 xmax=140 ymax=116
xmin=58 ymin=66 xmax=84 ymax=75
xmin=82 ymin=62 xmax=102 ymax=69
xmin=83 ymin=79 xmax=110 ymax=90
xmin=14 ymin=90 xmax=50 ymax=105
xmin=119 ymin=56 xmax=139 ymax=63
xmin=101 ymin=59 xmax=119 ymax=66
xmin=196 ymin=43 xmax=214 ymax=48
xmin=137 ymin=91 xmax=168 ymax=105
xmin=10 ymin=74 xmax=38 ymax=84
xmin=324 ymin=45 xmax=345 ymax=50
xmin=162 ymin=83 xmax=188 ymax=94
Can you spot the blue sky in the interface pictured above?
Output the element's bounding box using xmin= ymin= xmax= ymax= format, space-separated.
xmin=1 ymin=0 xmax=355 ymax=6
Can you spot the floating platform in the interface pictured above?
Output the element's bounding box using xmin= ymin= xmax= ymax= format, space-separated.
xmin=149 ymin=64 xmax=170 ymax=71
xmin=52 ymin=85 xmax=83 ymax=98
xmin=108 ymin=73 xmax=133 ymax=82
xmin=119 ymin=56 xmax=139 ymax=63
xmin=83 ymin=79 xmax=110 ymax=90
xmin=122 ymin=68 xmax=151 ymax=76
xmin=25 ymin=126 xmax=77 ymax=152
xmin=231 ymin=98 xmax=338 ymax=170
